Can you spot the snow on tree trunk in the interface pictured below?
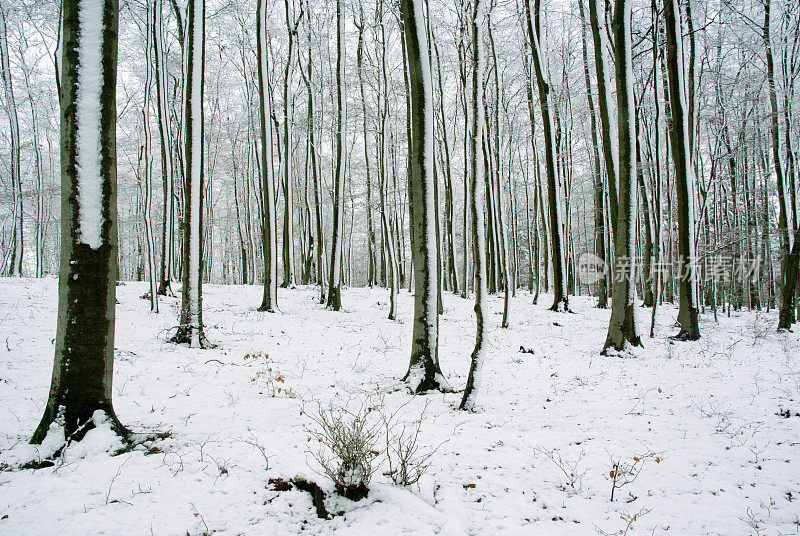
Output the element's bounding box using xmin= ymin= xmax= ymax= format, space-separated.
xmin=327 ymin=0 xmax=346 ymax=311
xmin=143 ymin=0 xmax=158 ymax=313
xmin=300 ymin=32 xmax=325 ymax=304
xmin=603 ymin=0 xmax=643 ymax=353
xmin=460 ymin=0 xmax=488 ymax=411
xmin=588 ymin=0 xmax=619 ymax=238
xmin=357 ymin=7 xmax=377 ymax=289
xmin=401 ymin=0 xmax=449 ymax=393
xmin=154 ymin=0 xmax=175 ymax=297
xmin=257 ymin=0 xmax=278 ymax=312
xmin=281 ymin=0 xmax=303 ymax=290
xmin=0 ymin=8 xmax=23 ymax=276
xmin=578 ymin=0 xmax=608 ymax=309
xmin=173 ymin=0 xmax=209 ymax=347
xmin=31 ymin=0 xmax=128 ymax=446
xmin=524 ymin=0 xmax=568 ymax=312
xmin=664 ymin=0 xmax=700 ymax=340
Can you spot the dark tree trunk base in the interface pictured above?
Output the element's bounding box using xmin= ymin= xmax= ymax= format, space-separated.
xmin=401 ymin=368 xmax=453 ymax=394
xmin=778 ymin=307 xmax=795 ymax=331
xmin=602 ymin=312 xmax=644 ymax=355
xmin=670 ymin=329 xmax=700 ymax=342
xmin=30 ymin=404 xmax=129 ymax=446
xmin=156 ymin=280 xmax=174 ymax=297
xmin=26 ymin=414 xmax=169 ymax=470
xmin=169 ymin=326 xmax=216 ymax=348
xmin=327 ymin=286 xmax=342 ymax=311
xmin=550 ymin=297 xmax=569 ymax=312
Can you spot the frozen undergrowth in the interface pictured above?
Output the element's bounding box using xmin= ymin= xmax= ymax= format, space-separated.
xmin=0 ymin=277 xmax=799 ymax=535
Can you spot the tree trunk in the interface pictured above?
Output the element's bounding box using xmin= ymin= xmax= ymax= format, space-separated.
xmin=578 ymin=0 xmax=608 ymax=308
xmin=0 ymin=8 xmax=23 ymax=276
xmin=143 ymin=1 xmax=159 ymax=312
xmin=172 ymin=0 xmax=209 ymax=347
xmin=665 ymin=0 xmax=700 ymax=340
xmin=357 ymin=7 xmax=377 ymax=289
xmin=154 ymin=0 xmax=174 ymax=297
xmin=281 ymin=0 xmax=303 ymax=289
xmin=588 ymin=0 xmax=619 ymax=237
xmin=327 ymin=0 xmax=346 ymax=310
xmin=31 ymin=0 xmax=128 ymax=446
xmin=299 ymin=30 xmax=325 ymax=303
xmin=257 ymin=0 xmax=278 ymax=312
xmin=401 ymin=0 xmax=449 ymax=393
xmin=524 ymin=0 xmax=568 ymax=311
xmin=603 ymin=0 xmax=643 ymax=352
xmin=766 ymin=0 xmax=796 ymax=329
xmin=460 ymin=0 xmax=487 ymax=412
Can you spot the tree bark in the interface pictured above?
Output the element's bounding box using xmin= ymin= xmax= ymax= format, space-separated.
xmin=603 ymin=0 xmax=644 ymax=352
xmin=357 ymin=6 xmax=377 ymax=289
xmin=327 ymin=0 xmax=346 ymax=311
xmin=154 ymin=0 xmax=174 ymax=297
xmin=665 ymin=0 xmax=700 ymax=340
xmin=0 ymin=8 xmax=23 ymax=276
xmin=31 ymin=0 xmax=128 ymax=446
xmin=143 ymin=0 xmax=159 ymax=312
xmin=578 ymin=0 xmax=608 ymax=308
xmin=401 ymin=0 xmax=449 ymax=393
xmin=257 ymin=0 xmax=278 ymax=312
xmin=460 ymin=0 xmax=487 ymax=411
xmin=524 ymin=0 xmax=568 ymax=311
xmin=172 ymin=0 xmax=209 ymax=347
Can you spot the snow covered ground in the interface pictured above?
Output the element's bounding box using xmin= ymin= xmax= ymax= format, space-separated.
xmin=1 ymin=277 xmax=799 ymax=535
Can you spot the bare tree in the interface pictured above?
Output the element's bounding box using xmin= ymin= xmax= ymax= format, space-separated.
xmin=154 ymin=0 xmax=175 ymax=297
xmin=460 ymin=0 xmax=487 ymax=412
xmin=664 ymin=0 xmax=700 ymax=339
xmin=401 ymin=0 xmax=449 ymax=393
xmin=142 ymin=0 xmax=158 ymax=312
xmin=0 ymin=7 xmax=23 ymax=276
xmin=31 ymin=0 xmax=128 ymax=445
xmin=602 ymin=0 xmax=643 ymax=352
xmin=257 ymin=0 xmax=278 ymax=312
xmin=327 ymin=0 xmax=346 ymax=311
xmin=172 ymin=0 xmax=210 ymax=347
xmin=524 ymin=0 xmax=568 ymax=312
xmin=356 ymin=4 xmax=378 ymax=288
xmin=578 ymin=0 xmax=608 ymax=308
xmin=281 ymin=0 xmax=304 ymax=289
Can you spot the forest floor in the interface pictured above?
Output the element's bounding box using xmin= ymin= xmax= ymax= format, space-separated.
xmin=1 ymin=277 xmax=800 ymax=535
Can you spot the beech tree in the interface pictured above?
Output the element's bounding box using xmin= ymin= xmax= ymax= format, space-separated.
xmin=524 ymin=0 xmax=568 ymax=312
xmin=257 ymin=0 xmax=278 ymax=312
xmin=172 ymin=0 xmax=209 ymax=347
xmin=460 ymin=0 xmax=487 ymax=412
xmin=280 ymin=0 xmax=304 ymax=289
xmin=602 ymin=0 xmax=643 ymax=353
xmin=578 ymin=0 xmax=607 ymax=308
xmin=356 ymin=4 xmax=377 ymax=289
xmin=31 ymin=0 xmax=128 ymax=445
xmin=327 ymin=0 xmax=346 ymax=311
xmin=154 ymin=0 xmax=175 ymax=297
xmin=401 ymin=0 xmax=449 ymax=393
xmin=0 ymin=7 xmax=23 ymax=277
xmin=664 ymin=0 xmax=700 ymax=340
xmin=142 ymin=0 xmax=158 ymax=313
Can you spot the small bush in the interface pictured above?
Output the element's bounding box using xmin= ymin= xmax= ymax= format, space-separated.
xmin=306 ymin=402 xmax=380 ymax=500
xmin=381 ymin=400 xmax=436 ymax=487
